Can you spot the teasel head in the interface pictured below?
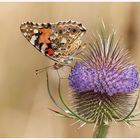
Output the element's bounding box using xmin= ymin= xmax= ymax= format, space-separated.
xmin=46 ymin=22 xmax=140 ymax=138
xmin=68 ymin=22 xmax=140 ymax=133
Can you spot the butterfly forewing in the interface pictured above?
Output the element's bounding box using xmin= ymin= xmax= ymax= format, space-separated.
xmin=20 ymin=21 xmax=86 ymax=65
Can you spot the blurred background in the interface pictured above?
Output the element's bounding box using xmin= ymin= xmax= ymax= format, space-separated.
xmin=0 ymin=2 xmax=140 ymax=138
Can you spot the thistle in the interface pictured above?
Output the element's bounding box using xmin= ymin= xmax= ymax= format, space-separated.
xmin=46 ymin=22 xmax=140 ymax=138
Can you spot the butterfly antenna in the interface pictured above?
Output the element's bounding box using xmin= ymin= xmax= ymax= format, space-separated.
xmin=35 ymin=65 xmax=53 ymax=75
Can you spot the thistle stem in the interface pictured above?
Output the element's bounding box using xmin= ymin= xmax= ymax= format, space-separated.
xmin=93 ymin=122 xmax=109 ymax=138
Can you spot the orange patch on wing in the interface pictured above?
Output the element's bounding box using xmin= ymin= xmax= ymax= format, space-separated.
xmin=39 ymin=28 xmax=52 ymax=47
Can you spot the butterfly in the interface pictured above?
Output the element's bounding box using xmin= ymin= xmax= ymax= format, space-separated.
xmin=20 ymin=20 xmax=86 ymax=69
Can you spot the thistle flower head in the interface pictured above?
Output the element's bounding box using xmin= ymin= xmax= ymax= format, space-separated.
xmin=67 ymin=22 xmax=140 ymax=125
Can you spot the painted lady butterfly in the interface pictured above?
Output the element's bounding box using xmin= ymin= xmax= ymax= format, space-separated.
xmin=20 ymin=20 xmax=86 ymax=68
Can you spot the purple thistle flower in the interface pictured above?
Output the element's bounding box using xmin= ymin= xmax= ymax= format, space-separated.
xmin=69 ymin=63 xmax=139 ymax=96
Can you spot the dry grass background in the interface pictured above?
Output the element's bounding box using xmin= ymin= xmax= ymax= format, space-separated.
xmin=0 ymin=2 xmax=140 ymax=138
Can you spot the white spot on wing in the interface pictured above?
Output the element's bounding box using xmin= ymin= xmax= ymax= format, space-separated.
xmin=23 ymin=32 xmax=27 ymax=36
xmin=50 ymin=35 xmax=56 ymax=40
xmin=34 ymin=29 xmax=38 ymax=33
xmin=41 ymin=44 xmax=46 ymax=55
xmin=59 ymin=59 xmax=64 ymax=63
xmin=30 ymin=35 xmax=37 ymax=45
xmin=25 ymin=25 xmax=28 ymax=28
xmin=61 ymin=38 xmax=67 ymax=44
xmin=54 ymin=52 xmax=58 ymax=55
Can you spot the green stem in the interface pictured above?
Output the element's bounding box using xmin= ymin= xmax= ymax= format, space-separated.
xmin=93 ymin=122 xmax=109 ymax=138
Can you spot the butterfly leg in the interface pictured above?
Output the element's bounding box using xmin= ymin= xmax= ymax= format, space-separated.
xmin=35 ymin=65 xmax=53 ymax=75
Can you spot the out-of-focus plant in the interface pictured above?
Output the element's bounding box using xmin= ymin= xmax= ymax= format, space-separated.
xmin=46 ymin=21 xmax=140 ymax=138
